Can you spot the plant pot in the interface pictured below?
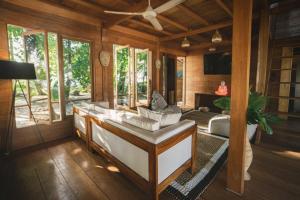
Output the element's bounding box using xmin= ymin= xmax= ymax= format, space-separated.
xmin=244 ymin=124 xmax=257 ymax=181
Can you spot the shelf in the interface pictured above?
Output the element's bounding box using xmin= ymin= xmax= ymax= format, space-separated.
xmin=271 ymin=55 xmax=300 ymax=59
xmin=270 ymin=111 xmax=300 ymax=119
xmin=268 ymin=96 xmax=300 ymax=100
xmin=270 ymin=68 xmax=296 ymax=71
xmin=269 ymin=82 xmax=300 ymax=85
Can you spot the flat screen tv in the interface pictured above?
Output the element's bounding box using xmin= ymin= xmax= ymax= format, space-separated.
xmin=204 ymin=52 xmax=231 ymax=75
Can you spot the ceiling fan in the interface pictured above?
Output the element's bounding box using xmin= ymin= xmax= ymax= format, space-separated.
xmin=104 ymin=0 xmax=185 ymax=31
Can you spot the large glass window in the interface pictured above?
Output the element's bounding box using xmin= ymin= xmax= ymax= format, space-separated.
xmin=63 ymin=38 xmax=91 ymax=115
xmin=25 ymin=32 xmax=50 ymax=123
xmin=7 ymin=24 xmax=92 ymax=127
xmin=7 ymin=25 xmax=30 ymax=127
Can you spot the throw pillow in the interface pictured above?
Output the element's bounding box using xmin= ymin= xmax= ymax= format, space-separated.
xmin=121 ymin=114 xmax=160 ymax=131
xmin=151 ymin=90 xmax=167 ymax=111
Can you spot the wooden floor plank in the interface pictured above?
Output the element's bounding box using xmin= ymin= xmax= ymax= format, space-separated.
xmin=47 ymin=144 xmax=111 ymax=200
xmin=1 ymin=136 xmax=299 ymax=200
xmin=64 ymin=140 xmax=147 ymax=200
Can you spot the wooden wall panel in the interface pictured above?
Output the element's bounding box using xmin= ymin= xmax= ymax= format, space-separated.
xmin=12 ymin=118 xmax=73 ymax=150
xmin=185 ymin=50 xmax=231 ymax=107
xmin=0 ymin=21 xmax=11 ymax=153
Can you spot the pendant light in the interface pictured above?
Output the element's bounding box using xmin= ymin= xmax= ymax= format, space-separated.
xmin=181 ymin=36 xmax=190 ymax=48
xmin=212 ymin=30 xmax=222 ymax=43
xmin=208 ymin=46 xmax=216 ymax=52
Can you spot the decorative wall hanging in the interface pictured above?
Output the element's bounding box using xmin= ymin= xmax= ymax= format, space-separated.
xmin=99 ymin=27 xmax=110 ymax=67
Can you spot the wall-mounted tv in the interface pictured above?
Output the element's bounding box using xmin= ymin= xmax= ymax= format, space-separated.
xmin=204 ymin=52 xmax=231 ymax=75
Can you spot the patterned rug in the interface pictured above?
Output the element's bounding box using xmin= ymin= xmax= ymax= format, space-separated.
xmin=166 ymin=132 xmax=228 ymax=200
xmin=181 ymin=111 xmax=219 ymax=133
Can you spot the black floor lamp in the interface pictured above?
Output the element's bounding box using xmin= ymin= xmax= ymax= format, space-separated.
xmin=0 ymin=60 xmax=42 ymax=155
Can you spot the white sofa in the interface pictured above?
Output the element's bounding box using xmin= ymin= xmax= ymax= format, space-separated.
xmin=208 ymin=114 xmax=257 ymax=140
xmin=73 ymin=103 xmax=197 ymax=200
xmin=73 ymin=101 xmax=110 ymax=142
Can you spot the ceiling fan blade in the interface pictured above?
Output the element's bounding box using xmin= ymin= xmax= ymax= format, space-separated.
xmin=147 ymin=16 xmax=163 ymax=31
xmin=154 ymin=0 xmax=185 ymax=14
xmin=104 ymin=10 xmax=143 ymax=15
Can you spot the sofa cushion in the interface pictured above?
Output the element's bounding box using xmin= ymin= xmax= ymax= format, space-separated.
xmin=121 ymin=114 xmax=160 ymax=131
xmin=160 ymin=112 xmax=182 ymax=127
xmin=138 ymin=107 xmax=181 ymax=127
xmin=138 ymin=107 xmax=162 ymax=121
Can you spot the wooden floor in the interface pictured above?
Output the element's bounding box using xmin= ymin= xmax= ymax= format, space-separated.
xmin=0 ymin=137 xmax=299 ymax=200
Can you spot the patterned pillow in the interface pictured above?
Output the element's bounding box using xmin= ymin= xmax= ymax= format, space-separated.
xmin=151 ymin=90 xmax=167 ymax=111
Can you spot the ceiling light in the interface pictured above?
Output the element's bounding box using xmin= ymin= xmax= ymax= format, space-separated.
xmin=181 ymin=37 xmax=190 ymax=48
xmin=212 ymin=30 xmax=222 ymax=43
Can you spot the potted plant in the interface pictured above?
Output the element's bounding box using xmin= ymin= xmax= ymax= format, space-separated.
xmin=213 ymin=91 xmax=280 ymax=180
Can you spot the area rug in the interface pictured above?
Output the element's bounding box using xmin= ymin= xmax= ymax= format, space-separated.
xmin=166 ymin=132 xmax=228 ymax=200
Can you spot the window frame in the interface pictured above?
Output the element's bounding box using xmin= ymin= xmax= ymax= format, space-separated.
xmin=7 ymin=24 xmax=94 ymax=128
xmin=61 ymin=35 xmax=93 ymax=116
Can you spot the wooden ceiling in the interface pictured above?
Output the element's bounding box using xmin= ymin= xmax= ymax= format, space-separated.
xmin=2 ymin=0 xmax=263 ymax=50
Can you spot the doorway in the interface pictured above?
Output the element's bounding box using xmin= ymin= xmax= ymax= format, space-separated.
xmin=162 ymin=55 xmax=186 ymax=105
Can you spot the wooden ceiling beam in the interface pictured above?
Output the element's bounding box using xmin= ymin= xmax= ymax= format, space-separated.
xmin=109 ymin=25 xmax=159 ymax=42
xmin=160 ymin=20 xmax=232 ymax=42
xmin=66 ymin=0 xmax=105 ymax=13
xmin=187 ymin=40 xmax=232 ymax=50
xmin=176 ymin=4 xmax=209 ymax=25
xmin=128 ymin=19 xmax=173 ymax=36
xmin=3 ymin=0 xmax=101 ymax=26
xmin=157 ymin=15 xmax=188 ymax=31
xmin=215 ymin=0 xmax=233 ymax=17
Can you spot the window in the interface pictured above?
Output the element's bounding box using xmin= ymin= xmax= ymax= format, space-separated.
xmin=63 ymin=38 xmax=91 ymax=115
xmin=7 ymin=24 xmax=92 ymax=127
xmin=135 ymin=49 xmax=149 ymax=106
xmin=113 ymin=45 xmax=151 ymax=108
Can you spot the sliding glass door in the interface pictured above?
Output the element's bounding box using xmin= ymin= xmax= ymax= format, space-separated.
xmin=114 ymin=45 xmax=151 ymax=108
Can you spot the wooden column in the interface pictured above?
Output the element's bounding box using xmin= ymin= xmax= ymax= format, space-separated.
xmin=227 ymin=0 xmax=253 ymax=195
xmin=0 ymin=21 xmax=12 ymax=153
xmin=256 ymin=0 xmax=270 ymax=94
xmin=57 ymin=34 xmax=66 ymax=119
xmin=156 ymin=41 xmax=161 ymax=93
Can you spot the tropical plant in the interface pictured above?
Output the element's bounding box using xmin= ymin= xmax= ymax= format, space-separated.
xmin=213 ymin=92 xmax=281 ymax=135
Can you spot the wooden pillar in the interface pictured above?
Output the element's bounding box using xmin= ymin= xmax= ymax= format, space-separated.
xmin=57 ymin=34 xmax=66 ymax=119
xmin=156 ymin=41 xmax=161 ymax=94
xmin=255 ymin=0 xmax=270 ymax=144
xmin=256 ymin=0 xmax=270 ymax=94
xmin=227 ymin=0 xmax=253 ymax=195
xmin=0 ymin=21 xmax=12 ymax=153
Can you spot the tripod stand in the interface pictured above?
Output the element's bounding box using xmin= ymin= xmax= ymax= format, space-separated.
xmin=4 ymin=80 xmax=44 ymax=155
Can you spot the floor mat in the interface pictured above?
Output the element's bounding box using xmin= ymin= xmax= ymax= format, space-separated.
xmin=166 ymin=133 xmax=228 ymax=200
